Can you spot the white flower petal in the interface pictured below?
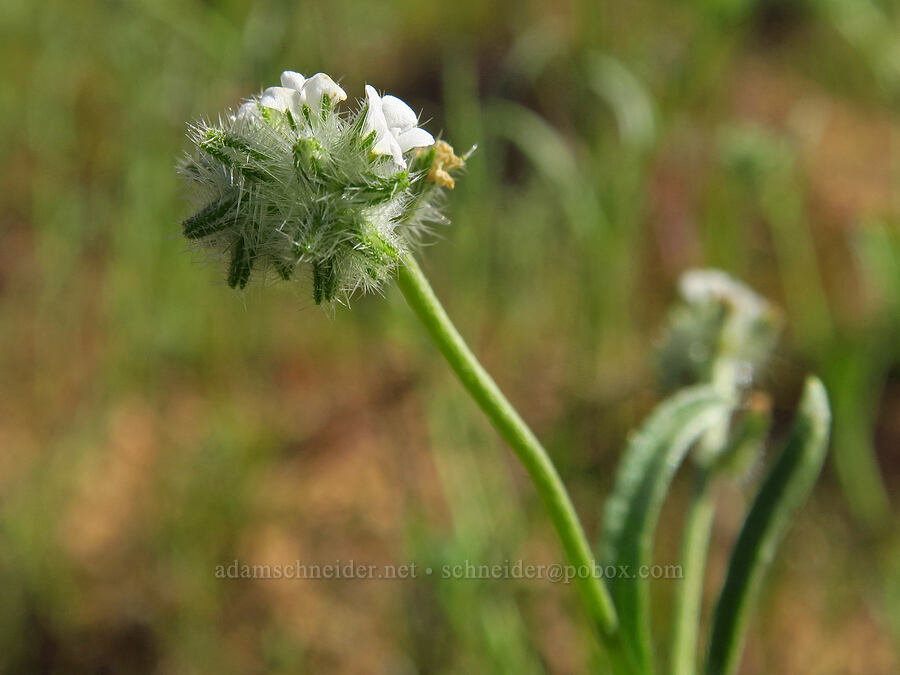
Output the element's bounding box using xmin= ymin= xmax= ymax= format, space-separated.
xmin=280 ymin=70 xmax=306 ymax=91
xmin=385 ymin=137 xmax=406 ymax=166
xmin=234 ymin=100 xmax=259 ymax=121
xmin=392 ymin=141 xmax=406 ymax=166
xmin=370 ymin=134 xmax=394 ymax=156
xmin=364 ymin=84 xmax=382 ymax=108
xmin=397 ymin=127 xmax=435 ymax=152
xmin=299 ymin=73 xmax=347 ymax=108
xmin=364 ymin=86 xmax=390 ymax=144
xmin=380 ymin=94 xmax=418 ymax=131
xmin=259 ymin=86 xmax=299 ymax=112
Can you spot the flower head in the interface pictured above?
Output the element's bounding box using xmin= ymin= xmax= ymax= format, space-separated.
xmin=180 ymin=70 xmax=462 ymax=305
xmin=679 ymin=269 xmax=768 ymax=320
xmin=658 ymin=269 xmax=782 ymax=392
xmin=363 ymin=85 xmax=435 ymax=168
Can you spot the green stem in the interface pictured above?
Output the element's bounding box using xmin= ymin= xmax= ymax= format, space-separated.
xmin=671 ymin=331 xmax=735 ymax=674
xmin=396 ymin=253 xmax=635 ymax=674
xmin=670 ymin=468 xmax=715 ymax=675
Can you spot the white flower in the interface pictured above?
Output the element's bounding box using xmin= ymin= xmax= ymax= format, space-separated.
xmin=259 ymin=71 xmax=347 ymax=116
xmin=259 ymin=86 xmax=300 ymax=113
xmin=363 ymin=85 xmax=434 ymax=168
xmin=296 ymin=73 xmax=346 ymax=108
xmin=280 ymin=70 xmax=307 ymax=91
xmin=233 ymin=100 xmax=259 ymax=122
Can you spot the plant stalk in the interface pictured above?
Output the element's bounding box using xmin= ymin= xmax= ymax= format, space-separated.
xmin=396 ymin=253 xmax=635 ymax=674
xmin=670 ymin=334 xmax=736 ymax=674
xmin=669 ymin=468 xmax=715 ymax=675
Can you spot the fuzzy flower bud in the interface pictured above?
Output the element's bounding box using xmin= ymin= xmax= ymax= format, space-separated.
xmin=657 ymin=269 xmax=782 ymax=391
xmin=180 ymin=71 xmax=465 ymax=305
xmin=678 ymin=269 xmax=769 ymax=320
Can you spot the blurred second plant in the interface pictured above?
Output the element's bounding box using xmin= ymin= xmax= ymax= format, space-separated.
xmin=179 ymin=71 xmax=831 ymax=675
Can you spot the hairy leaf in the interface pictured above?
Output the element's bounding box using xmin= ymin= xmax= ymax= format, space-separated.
xmin=706 ymin=377 xmax=830 ymax=675
xmin=601 ymin=386 xmax=733 ymax=673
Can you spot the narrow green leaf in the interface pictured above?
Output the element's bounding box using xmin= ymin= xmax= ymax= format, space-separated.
xmin=483 ymin=100 xmax=606 ymax=238
xmin=587 ymin=53 xmax=657 ymax=151
xmin=601 ymin=386 xmax=733 ymax=673
xmin=706 ymin=377 xmax=830 ymax=675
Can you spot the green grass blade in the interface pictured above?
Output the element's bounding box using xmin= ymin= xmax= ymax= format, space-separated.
xmin=602 ymin=386 xmax=733 ymax=673
xmin=706 ymin=377 xmax=831 ymax=675
xmin=586 ymin=54 xmax=657 ymax=151
xmin=483 ymin=99 xmax=606 ymax=238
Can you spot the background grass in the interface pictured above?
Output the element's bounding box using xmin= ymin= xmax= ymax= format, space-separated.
xmin=1 ymin=0 xmax=898 ymax=672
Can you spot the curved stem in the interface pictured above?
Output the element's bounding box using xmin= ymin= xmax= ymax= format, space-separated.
xmin=672 ymin=329 xmax=734 ymax=673
xmin=670 ymin=468 xmax=715 ymax=675
xmin=396 ymin=253 xmax=635 ymax=674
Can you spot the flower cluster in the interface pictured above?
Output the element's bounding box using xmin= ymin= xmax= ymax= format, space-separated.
xmin=657 ymin=269 xmax=782 ymax=392
xmin=179 ymin=71 xmax=464 ymax=304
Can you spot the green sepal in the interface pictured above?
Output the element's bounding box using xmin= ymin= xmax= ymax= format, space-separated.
xmin=349 ymin=104 xmax=371 ymax=145
xmin=348 ymin=171 xmax=410 ymax=205
xmin=293 ymin=137 xmax=327 ymax=178
xmin=408 ymin=144 xmax=436 ymax=174
xmin=358 ymin=230 xmax=400 ymax=278
xmin=284 ymin=109 xmax=298 ymax=133
xmin=227 ymin=237 xmax=254 ymax=289
xmin=276 ymin=259 xmax=295 ymax=281
xmin=360 ymin=130 xmax=377 ymax=153
xmin=200 ymin=131 xmax=268 ymax=182
xmin=202 ymin=129 xmax=268 ymax=161
xmin=183 ymin=192 xmax=238 ymax=239
xmin=312 ymin=258 xmax=338 ymax=304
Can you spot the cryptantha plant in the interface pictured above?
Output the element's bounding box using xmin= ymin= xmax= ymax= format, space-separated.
xmin=179 ymin=69 xmax=636 ymax=673
xmin=179 ymin=73 xmax=830 ymax=675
